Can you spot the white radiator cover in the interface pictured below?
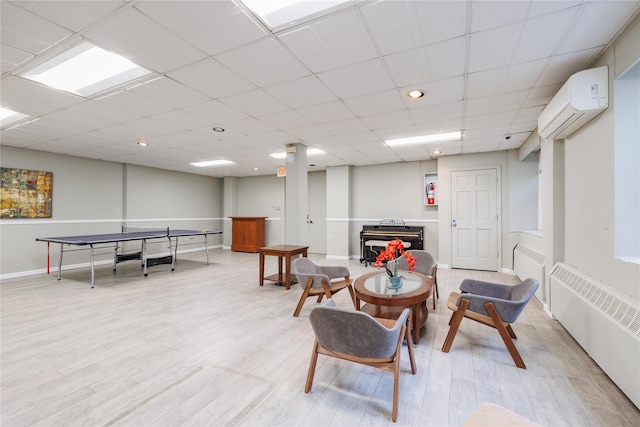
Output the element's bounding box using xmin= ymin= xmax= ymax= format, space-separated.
xmin=550 ymin=262 xmax=640 ymax=408
xmin=514 ymin=244 xmax=545 ymax=301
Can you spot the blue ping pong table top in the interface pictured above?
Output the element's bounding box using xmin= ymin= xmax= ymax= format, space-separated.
xmin=36 ymin=229 xmax=222 ymax=245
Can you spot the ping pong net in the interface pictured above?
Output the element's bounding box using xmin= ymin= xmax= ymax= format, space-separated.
xmin=121 ymin=225 xmax=170 ymax=235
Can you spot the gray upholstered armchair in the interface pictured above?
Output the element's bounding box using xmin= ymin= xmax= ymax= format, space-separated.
xmin=441 ymin=278 xmax=539 ymax=368
xmin=387 ymin=250 xmax=439 ymax=308
xmin=291 ymin=258 xmax=355 ymax=317
xmin=305 ymin=300 xmax=416 ymax=422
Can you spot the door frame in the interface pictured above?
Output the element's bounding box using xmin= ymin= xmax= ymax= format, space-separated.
xmin=450 ymin=165 xmax=502 ymax=272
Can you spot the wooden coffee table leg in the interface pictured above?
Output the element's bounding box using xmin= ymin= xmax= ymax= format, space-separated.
xmin=412 ymin=304 xmax=420 ymax=344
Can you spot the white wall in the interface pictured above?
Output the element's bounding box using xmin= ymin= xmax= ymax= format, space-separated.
xmin=561 ymin=16 xmax=640 ymax=300
xmin=0 ymin=146 xmax=222 ymax=276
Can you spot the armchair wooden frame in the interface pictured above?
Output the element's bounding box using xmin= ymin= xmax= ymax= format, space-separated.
xmin=441 ymin=292 xmax=526 ymax=368
xmin=305 ymin=312 xmax=416 ymax=422
xmin=293 ymin=275 xmax=356 ymax=317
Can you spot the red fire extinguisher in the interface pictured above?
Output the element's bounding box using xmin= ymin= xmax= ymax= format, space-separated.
xmin=427 ymin=182 xmax=435 ymax=205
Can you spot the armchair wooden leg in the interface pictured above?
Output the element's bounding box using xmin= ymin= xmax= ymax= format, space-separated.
xmin=305 ymin=340 xmax=320 ymax=392
xmin=347 ymin=284 xmax=356 ymax=308
xmin=293 ymin=279 xmax=313 ymax=317
xmin=442 ymin=298 xmax=469 ymax=353
xmin=484 ymin=302 xmax=526 ymax=369
xmin=392 ymin=333 xmax=403 ymax=422
xmin=404 ymin=324 xmax=417 ymax=375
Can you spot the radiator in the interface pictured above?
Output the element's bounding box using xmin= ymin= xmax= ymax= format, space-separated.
xmin=513 ymin=243 xmax=545 ymax=301
xmin=549 ymin=262 xmax=640 ymax=409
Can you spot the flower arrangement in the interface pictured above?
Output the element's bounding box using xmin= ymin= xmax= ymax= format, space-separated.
xmin=373 ymin=238 xmax=416 ymax=279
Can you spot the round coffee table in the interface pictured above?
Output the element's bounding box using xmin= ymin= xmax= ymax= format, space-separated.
xmin=354 ymin=270 xmax=433 ymax=344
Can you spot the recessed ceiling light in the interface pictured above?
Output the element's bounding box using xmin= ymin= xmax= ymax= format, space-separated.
xmin=269 ymin=148 xmax=325 ymax=159
xmin=191 ymin=160 xmax=235 ymax=167
xmin=0 ymin=107 xmax=30 ymax=128
xmin=385 ymin=131 xmax=462 ymax=147
xmin=408 ymin=90 xmax=424 ymax=99
xmin=432 ymin=149 xmax=441 ymax=155
xmin=241 ymin=0 xmax=350 ymax=29
xmin=137 ymin=140 xmax=148 ymax=147
xmin=212 ymin=127 xmax=225 ymax=132
xmin=19 ymin=41 xmax=152 ymax=97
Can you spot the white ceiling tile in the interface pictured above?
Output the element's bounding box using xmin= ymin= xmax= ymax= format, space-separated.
xmin=468 ymin=24 xmax=520 ymax=73
xmin=0 ymin=44 xmax=33 ymax=72
xmin=278 ymin=9 xmax=377 ymax=73
xmin=470 ymin=0 xmax=528 ymax=33
xmin=503 ymin=58 xmax=548 ymax=92
xmin=95 ymin=89 xmax=174 ymax=116
xmin=318 ymin=118 xmax=370 ymax=136
xmin=149 ymin=110 xmax=212 ymax=131
xmin=221 ymin=89 xmax=289 ymax=117
xmin=0 ymin=75 xmax=82 ymax=116
xmin=527 ymin=1 xmax=581 ymax=19
xmin=512 ymin=8 xmax=579 ymax=63
xmin=466 ymin=68 xmax=508 ymax=98
xmin=540 ymin=48 xmax=600 ymax=86
xmin=415 ymin=0 xmax=467 ymax=44
xmin=128 ymin=77 xmax=210 ymax=109
xmin=317 ymin=59 xmax=394 ymax=99
xmin=0 ymin=2 xmax=71 ymax=55
xmin=168 ymin=58 xmax=255 ymax=99
xmin=284 ymin=124 xmax=333 ymax=140
xmin=258 ymin=110 xmax=313 ymax=130
xmin=343 ymin=90 xmax=405 ymax=117
xmin=134 ymin=1 xmax=268 ymax=56
xmin=297 ymin=100 xmax=357 ymax=124
xmin=21 ymin=0 xmax=125 ymax=32
xmin=182 ymin=100 xmax=248 ymax=124
xmin=361 ymin=110 xmax=415 ymax=130
xmin=556 ymin=1 xmax=640 ymax=55
xmin=425 ymin=36 xmax=466 ymax=81
xmin=225 ymin=117 xmax=276 ymax=136
xmin=430 ymin=76 xmax=465 ymax=104
xmin=384 ymin=48 xmax=430 ymax=88
xmin=216 ymin=38 xmax=309 ymax=87
xmin=360 ymin=0 xmax=422 ymax=55
xmin=83 ymin=7 xmax=206 ymax=73
xmin=264 ymin=76 xmax=337 ymax=109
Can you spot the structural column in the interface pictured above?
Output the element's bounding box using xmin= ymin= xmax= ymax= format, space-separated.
xmin=326 ymin=165 xmax=351 ymax=259
xmin=223 ymin=177 xmax=238 ymax=249
xmin=284 ymin=143 xmax=308 ymax=246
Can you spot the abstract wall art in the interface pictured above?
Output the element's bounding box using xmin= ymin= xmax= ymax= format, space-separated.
xmin=1 ymin=167 xmax=53 ymax=218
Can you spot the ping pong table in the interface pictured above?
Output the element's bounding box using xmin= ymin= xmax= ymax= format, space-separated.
xmin=36 ymin=227 xmax=222 ymax=288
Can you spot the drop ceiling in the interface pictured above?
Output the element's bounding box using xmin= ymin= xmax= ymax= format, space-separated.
xmin=1 ymin=0 xmax=639 ymax=177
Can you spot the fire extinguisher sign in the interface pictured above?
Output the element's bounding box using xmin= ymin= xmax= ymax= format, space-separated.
xmin=424 ymin=173 xmax=438 ymax=206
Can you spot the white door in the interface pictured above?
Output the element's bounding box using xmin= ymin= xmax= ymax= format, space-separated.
xmin=451 ymin=168 xmax=500 ymax=271
xmin=308 ymin=171 xmax=327 ymax=254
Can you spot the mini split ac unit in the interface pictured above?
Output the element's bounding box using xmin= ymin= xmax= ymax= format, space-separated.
xmin=538 ymin=66 xmax=609 ymax=140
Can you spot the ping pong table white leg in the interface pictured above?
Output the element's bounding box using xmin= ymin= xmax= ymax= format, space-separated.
xmin=57 ymin=243 xmax=64 ymax=280
xmin=143 ymin=240 xmax=148 ymax=276
xmin=205 ymin=235 xmax=209 ymax=264
xmin=168 ymin=236 xmax=175 ymax=271
xmin=90 ymin=244 xmax=95 ymax=288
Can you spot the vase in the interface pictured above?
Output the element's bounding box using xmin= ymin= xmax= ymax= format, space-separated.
xmin=386 ymin=275 xmax=403 ymax=290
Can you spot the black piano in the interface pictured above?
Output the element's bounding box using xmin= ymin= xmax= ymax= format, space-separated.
xmin=360 ymin=219 xmax=424 ymax=266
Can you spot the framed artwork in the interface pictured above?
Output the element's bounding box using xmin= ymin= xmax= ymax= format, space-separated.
xmin=1 ymin=167 xmax=53 ymax=218
xmin=424 ymin=173 xmax=438 ymax=206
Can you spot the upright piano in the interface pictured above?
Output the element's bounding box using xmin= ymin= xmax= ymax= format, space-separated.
xmin=360 ymin=219 xmax=424 ymax=266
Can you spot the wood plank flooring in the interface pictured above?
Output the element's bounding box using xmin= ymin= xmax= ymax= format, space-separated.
xmin=2 ymin=249 xmax=639 ymax=426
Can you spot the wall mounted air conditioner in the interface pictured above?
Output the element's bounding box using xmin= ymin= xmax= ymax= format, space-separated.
xmin=538 ymin=66 xmax=609 ymax=140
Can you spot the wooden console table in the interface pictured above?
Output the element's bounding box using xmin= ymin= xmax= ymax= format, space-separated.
xmin=258 ymin=245 xmax=308 ymax=290
xmin=229 ymin=216 xmax=266 ymax=253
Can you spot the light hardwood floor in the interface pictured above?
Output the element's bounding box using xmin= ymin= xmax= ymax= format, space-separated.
xmin=2 ymin=249 xmax=639 ymax=426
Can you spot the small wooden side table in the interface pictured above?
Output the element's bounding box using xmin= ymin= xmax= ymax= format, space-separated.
xmin=258 ymin=245 xmax=308 ymax=290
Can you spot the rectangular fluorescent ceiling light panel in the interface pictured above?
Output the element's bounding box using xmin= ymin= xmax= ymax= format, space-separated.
xmin=191 ymin=160 xmax=235 ymax=167
xmin=384 ymin=131 xmax=462 ymax=147
xmin=20 ymin=41 xmax=152 ymax=97
xmin=241 ymin=0 xmax=351 ymax=29
xmin=0 ymin=107 xmax=30 ymax=127
xmin=270 ymin=148 xmax=325 ymax=159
